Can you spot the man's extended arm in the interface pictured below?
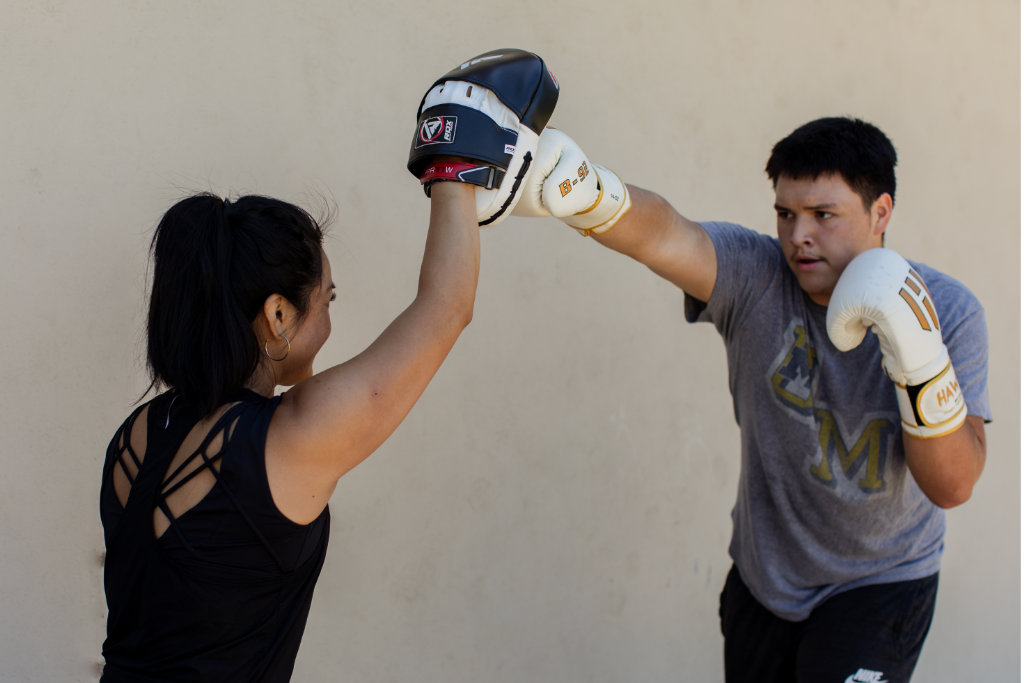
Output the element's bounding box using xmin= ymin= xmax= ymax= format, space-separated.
xmin=513 ymin=128 xmax=718 ymax=301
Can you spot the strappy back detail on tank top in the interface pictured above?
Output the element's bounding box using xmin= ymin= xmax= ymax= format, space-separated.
xmin=102 ymin=391 xmax=326 ymax=574
xmin=108 ymin=396 xmax=289 ymax=561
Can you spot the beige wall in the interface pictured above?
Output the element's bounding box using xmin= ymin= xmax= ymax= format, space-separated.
xmin=2 ymin=1 xmax=1018 ymax=681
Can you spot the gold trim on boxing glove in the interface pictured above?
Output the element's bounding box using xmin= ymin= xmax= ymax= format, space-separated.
xmin=567 ymin=166 xmax=632 ymax=237
xmin=571 ymin=182 xmax=608 ymax=236
xmin=898 ymin=269 xmax=941 ymax=332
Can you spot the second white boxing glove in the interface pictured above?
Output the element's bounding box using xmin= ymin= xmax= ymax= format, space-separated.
xmin=513 ymin=128 xmax=631 ymax=236
xmin=827 ymin=248 xmax=966 ymax=438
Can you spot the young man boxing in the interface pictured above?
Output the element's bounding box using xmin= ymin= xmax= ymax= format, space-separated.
xmin=514 ymin=117 xmax=989 ymax=682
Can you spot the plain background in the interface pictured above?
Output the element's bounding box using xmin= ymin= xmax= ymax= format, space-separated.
xmin=1 ymin=1 xmax=1018 ymax=681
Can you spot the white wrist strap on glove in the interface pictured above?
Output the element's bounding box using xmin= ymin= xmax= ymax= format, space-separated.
xmin=891 ymin=351 xmax=966 ymax=439
xmin=564 ymin=164 xmax=632 ymax=236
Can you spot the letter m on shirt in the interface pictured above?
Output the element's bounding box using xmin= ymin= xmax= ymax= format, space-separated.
xmin=809 ymin=411 xmax=896 ymax=492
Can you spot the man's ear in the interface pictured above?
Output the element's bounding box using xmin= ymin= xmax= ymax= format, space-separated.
xmin=871 ymin=192 xmax=894 ymax=238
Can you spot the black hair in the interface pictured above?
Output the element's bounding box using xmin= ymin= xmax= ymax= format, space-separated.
xmin=145 ymin=193 xmax=325 ymax=416
xmin=765 ymin=117 xmax=897 ymax=210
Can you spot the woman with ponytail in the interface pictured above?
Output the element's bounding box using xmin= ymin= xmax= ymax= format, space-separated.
xmin=99 ymin=181 xmax=479 ymax=681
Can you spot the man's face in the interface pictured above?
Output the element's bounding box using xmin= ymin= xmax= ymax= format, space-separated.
xmin=774 ymin=173 xmax=890 ymax=306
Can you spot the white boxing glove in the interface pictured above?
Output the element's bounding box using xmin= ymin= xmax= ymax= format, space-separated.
xmin=827 ymin=248 xmax=966 ymax=438
xmin=513 ymin=128 xmax=631 ymax=236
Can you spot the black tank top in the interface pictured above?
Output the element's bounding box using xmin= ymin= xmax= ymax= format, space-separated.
xmin=99 ymin=390 xmax=330 ymax=682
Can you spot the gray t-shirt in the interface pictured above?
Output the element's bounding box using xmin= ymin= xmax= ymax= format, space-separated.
xmin=686 ymin=222 xmax=991 ymax=621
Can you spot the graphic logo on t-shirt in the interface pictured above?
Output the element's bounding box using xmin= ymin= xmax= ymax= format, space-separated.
xmin=771 ymin=321 xmax=897 ymax=493
xmin=770 ymin=322 xmax=815 ymax=410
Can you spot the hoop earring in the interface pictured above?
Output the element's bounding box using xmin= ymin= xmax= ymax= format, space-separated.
xmin=264 ymin=333 xmax=291 ymax=362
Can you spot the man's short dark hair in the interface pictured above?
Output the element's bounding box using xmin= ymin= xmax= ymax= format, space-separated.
xmin=765 ymin=117 xmax=897 ymax=210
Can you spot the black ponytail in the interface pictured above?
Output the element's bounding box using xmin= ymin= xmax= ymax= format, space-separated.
xmin=146 ymin=193 xmax=324 ymax=416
